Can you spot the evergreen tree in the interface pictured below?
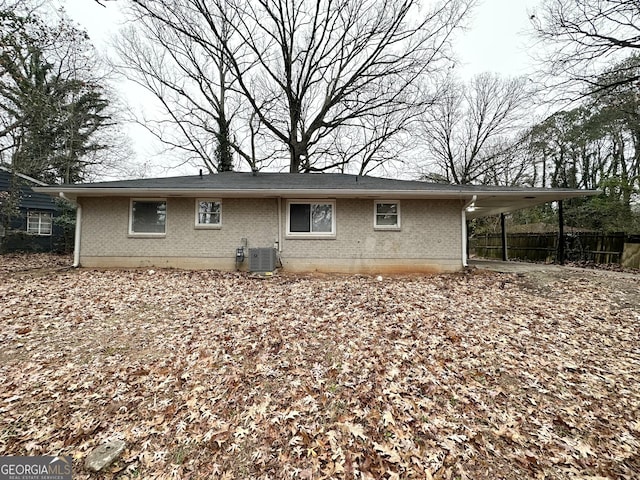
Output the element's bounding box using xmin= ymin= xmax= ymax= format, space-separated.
xmin=0 ymin=7 xmax=111 ymax=184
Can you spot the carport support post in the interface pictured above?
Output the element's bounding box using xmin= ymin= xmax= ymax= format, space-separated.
xmin=500 ymin=213 xmax=508 ymax=261
xmin=557 ymin=200 xmax=565 ymax=265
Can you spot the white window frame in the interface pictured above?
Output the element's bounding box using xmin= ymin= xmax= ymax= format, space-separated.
xmin=26 ymin=211 xmax=53 ymax=236
xmin=374 ymin=200 xmax=401 ymax=230
xmin=195 ymin=198 xmax=222 ymax=229
xmin=286 ymin=200 xmax=336 ymax=238
xmin=129 ymin=198 xmax=167 ymax=237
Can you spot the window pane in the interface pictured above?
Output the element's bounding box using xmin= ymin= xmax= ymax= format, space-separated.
xmin=200 ymin=212 xmax=221 ymax=224
xmin=376 ymin=214 xmax=397 ymax=226
xmin=27 ymin=218 xmax=39 ymax=232
xmin=198 ymin=201 xmax=221 ymax=224
xmin=311 ymin=204 xmax=332 ymax=233
xmin=39 ymin=217 xmax=52 ymax=234
xmin=290 ymin=204 xmax=311 ymax=232
xmin=377 ymin=203 xmax=397 ymax=215
xmin=132 ymin=201 xmax=166 ymax=233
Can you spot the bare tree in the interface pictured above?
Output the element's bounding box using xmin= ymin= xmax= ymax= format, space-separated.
xmin=311 ymin=102 xmax=424 ymax=176
xmin=420 ymin=73 xmax=530 ymax=185
xmin=114 ymin=0 xmax=243 ymax=172
xmin=531 ymin=0 xmax=640 ymax=98
xmin=478 ymin=136 xmax=534 ymax=187
xmin=128 ymin=0 xmax=474 ymax=173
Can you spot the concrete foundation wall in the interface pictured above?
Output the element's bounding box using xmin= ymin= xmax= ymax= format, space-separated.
xmin=281 ymin=257 xmax=462 ymax=274
xmin=78 ymin=196 xmax=464 ymax=272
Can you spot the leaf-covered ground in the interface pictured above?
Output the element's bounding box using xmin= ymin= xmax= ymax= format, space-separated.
xmin=1 ymin=254 xmax=639 ymax=479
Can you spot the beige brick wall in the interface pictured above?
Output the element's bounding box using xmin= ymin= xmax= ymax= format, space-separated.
xmin=78 ymin=196 xmax=464 ymax=271
xmin=79 ymin=197 xmax=278 ymax=267
xmin=280 ymin=199 xmax=462 ymax=260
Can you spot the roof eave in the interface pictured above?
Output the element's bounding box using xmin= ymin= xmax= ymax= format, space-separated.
xmin=33 ymin=186 xmax=481 ymax=200
xmin=32 ymin=186 xmax=598 ymax=197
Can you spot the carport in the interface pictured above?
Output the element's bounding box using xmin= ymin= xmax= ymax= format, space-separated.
xmin=464 ymin=188 xmax=600 ymax=264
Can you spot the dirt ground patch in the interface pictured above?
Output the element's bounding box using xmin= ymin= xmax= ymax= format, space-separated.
xmin=1 ymin=254 xmax=639 ymax=479
xmin=471 ymin=258 xmax=640 ymax=308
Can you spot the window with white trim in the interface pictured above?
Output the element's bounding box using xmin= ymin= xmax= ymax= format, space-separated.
xmin=287 ymin=201 xmax=335 ymax=237
xmin=195 ymin=199 xmax=222 ymax=228
xmin=27 ymin=211 xmax=52 ymax=236
xmin=374 ymin=201 xmax=400 ymax=230
xmin=129 ymin=199 xmax=166 ymax=235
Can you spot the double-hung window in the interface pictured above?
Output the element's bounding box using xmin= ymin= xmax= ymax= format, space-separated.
xmin=27 ymin=212 xmax=53 ymax=235
xmin=374 ymin=201 xmax=400 ymax=230
xmin=27 ymin=211 xmax=52 ymax=236
xmin=129 ymin=199 xmax=166 ymax=236
xmin=287 ymin=200 xmax=335 ymax=237
xmin=195 ymin=199 xmax=222 ymax=228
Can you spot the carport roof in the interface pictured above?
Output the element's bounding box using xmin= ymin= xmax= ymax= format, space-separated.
xmin=34 ymin=172 xmax=598 ymax=218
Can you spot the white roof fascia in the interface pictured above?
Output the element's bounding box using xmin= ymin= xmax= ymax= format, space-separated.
xmin=34 ymin=187 xmax=481 ymax=200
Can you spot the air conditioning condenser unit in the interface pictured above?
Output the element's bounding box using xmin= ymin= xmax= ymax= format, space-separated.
xmin=248 ymin=248 xmax=277 ymax=273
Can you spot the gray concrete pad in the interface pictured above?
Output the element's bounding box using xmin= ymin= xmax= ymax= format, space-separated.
xmin=469 ymin=259 xmax=565 ymax=274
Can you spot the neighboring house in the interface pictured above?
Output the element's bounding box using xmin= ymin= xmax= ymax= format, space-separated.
xmin=0 ymin=166 xmax=65 ymax=253
xmin=34 ymin=172 xmax=597 ymax=273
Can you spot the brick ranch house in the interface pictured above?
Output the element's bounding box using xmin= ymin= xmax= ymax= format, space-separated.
xmin=35 ymin=172 xmax=596 ymax=273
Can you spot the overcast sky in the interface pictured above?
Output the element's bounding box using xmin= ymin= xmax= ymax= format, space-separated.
xmin=457 ymin=0 xmax=539 ymax=78
xmin=62 ymin=0 xmax=540 ymax=78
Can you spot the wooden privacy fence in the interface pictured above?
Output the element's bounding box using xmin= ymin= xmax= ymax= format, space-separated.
xmin=472 ymin=232 xmax=629 ymax=264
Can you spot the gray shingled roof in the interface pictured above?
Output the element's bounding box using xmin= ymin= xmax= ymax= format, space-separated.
xmin=34 ymin=171 xmax=598 ymax=218
xmin=0 ymin=167 xmax=59 ymax=211
xmin=48 ymin=172 xmax=574 ymax=193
